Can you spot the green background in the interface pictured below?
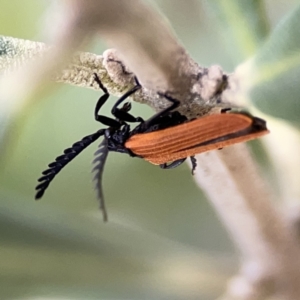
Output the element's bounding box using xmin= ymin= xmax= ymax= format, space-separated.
xmin=0 ymin=1 xmax=298 ymax=299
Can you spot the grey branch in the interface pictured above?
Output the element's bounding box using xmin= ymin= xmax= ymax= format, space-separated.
xmin=0 ymin=35 xmax=226 ymax=119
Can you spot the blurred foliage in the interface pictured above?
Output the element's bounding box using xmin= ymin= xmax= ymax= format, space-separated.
xmin=206 ymin=0 xmax=300 ymax=123
xmin=249 ymin=4 xmax=300 ymax=123
xmin=205 ymin=0 xmax=270 ymax=62
xmin=0 ymin=0 xmax=299 ymax=299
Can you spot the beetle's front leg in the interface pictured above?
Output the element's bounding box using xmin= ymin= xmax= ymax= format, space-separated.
xmin=94 ymin=74 xmax=122 ymax=127
xmin=116 ymin=102 xmax=144 ymax=123
xmin=111 ymin=77 xmax=143 ymax=123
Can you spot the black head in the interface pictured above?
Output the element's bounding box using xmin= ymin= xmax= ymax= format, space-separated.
xmin=105 ymin=125 xmax=132 ymax=154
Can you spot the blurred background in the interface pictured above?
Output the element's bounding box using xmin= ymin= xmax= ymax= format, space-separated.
xmin=0 ymin=1 xmax=298 ymax=299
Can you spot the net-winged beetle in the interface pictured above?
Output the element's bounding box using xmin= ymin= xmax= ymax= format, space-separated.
xmin=35 ymin=74 xmax=269 ymax=221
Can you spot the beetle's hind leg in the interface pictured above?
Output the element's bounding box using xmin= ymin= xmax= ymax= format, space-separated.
xmin=190 ymin=156 xmax=197 ymax=175
xmin=160 ymin=158 xmax=186 ymax=169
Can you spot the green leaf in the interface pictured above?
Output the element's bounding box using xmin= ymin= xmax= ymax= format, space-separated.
xmin=205 ymin=0 xmax=269 ymax=63
xmin=242 ymin=4 xmax=300 ymax=123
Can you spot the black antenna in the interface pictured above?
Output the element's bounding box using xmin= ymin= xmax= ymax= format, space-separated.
xmin=92 ymin=138 xmax=109 ymax=222
xmin=35 ymin=129 xmax=105 ymax=199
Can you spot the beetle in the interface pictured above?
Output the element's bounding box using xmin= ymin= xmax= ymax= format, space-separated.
xmin=35 ymin=74 xmax=269 ymax=221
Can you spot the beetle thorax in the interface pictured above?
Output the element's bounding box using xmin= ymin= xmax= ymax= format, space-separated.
xmin=106 ymin=126 xmax=131 ymax=154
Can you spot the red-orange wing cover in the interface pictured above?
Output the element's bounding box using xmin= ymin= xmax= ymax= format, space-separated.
xmin=125 ymin=113 xmax=269 ymax=165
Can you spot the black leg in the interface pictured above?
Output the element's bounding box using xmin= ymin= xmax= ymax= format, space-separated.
xmin=111 ymin=78 xmax=142 ymax=122
xmin=35 ymin=129 xmax=105 ymax=200
xmin=158 ymin=93 xmax=180 ymax=114
xmin=95 ymin=114 xmax=121 ymax=127
xmin=94 ymin=73 xmax=110 ymax=118
xmin=94 ymin=93 xmax=109 ymax=119
xmin=94 ymin=74 xmax=123 ymax=127
xmin=94 ymin=92 xmax=120 ymax=127
xmin=111 ymin=77 xmax=141 ymax=112
xmin=118 ymin=102 xmax=143 ymax=122
xmin=220 ymin=108 xmax=232 ymax=113
xmin=144 ymin=93 xmax=180 ymax=128
xmin=94 ymin=73 xmax=109 ymax=94
xmin=160 ymin=158 xmax=186 ymax=169
xmin=190 ymin=156 xmax=197 ymax=175
xmin=94 ymin=73 xmax=142 ymax=125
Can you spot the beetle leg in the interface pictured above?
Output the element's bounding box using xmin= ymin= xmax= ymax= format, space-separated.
xmin=190 ymin=156 xmax=197 ymax=175
xmin=94 ymin=93 xmax=110 ymax=119
xmin=94 ymin=74 xmax=122 ymax=126
xmin=94 ymin=73 xmax=109 ymax=94
xmin=158 ymin=93 xmax=180 ymax=113
xmin=143 ymin=93 xmax=180 ymax=128
xmin=220 ymin=108 xmax=232 ymax=113
xmin=159 ymin=158 xmax=186 ymax=169
xmin=94 ymin=90 xmax=122 ymax=126
xmin=111 ymin=82 xmax=142 ymax=123
xmin=113 ymin=107 xmax=144 ymax=123
xmin=95 ymin=115 xmax=121 ymax=127
xmin=94 ymin=92 xmax=124 ymax=127
xmin=94 ymin=73 xmax=110 ymax=116
xmin=94 ymin=73 xmax=142 ymax=124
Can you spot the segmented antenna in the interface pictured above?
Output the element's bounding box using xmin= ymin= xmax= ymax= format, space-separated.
xmin=35 ymin=129 xmax=105 ymax=200
xmin=92 ymin=138 xmax=109 ymax=222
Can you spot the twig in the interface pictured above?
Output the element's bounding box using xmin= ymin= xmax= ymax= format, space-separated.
xmin=0 ymin=35 xmax=226 ymax=118
xmin=193 ymin=145 xmax=300 ymax=299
